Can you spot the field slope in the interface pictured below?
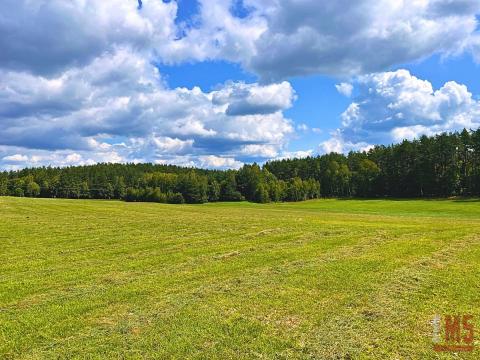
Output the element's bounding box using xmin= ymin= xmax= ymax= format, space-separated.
xmin=1 ymin=197 xmax=479 ymax=359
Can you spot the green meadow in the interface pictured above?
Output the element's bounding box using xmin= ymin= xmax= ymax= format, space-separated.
xmin=1 ymin=197 xmax=479 ymax=359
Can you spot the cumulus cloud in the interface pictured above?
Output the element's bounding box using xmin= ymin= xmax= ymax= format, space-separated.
xmin=126 ymin=0 xmax=480 ymax=82
xmin=335 ymin=83 xmax=353 ymax=97
xmin=150 ymin=154 xmax=244 ymax=170
xmin=212 ymin=81 xmax=295 ymax=116
xmin=239 ymin=144 xmax=280 ymax=158
xmin=158 ymin=0 xmax=266 ymax=65
xmin=2 ymin=154 xmax=29 ymax=163
xmin=0 ymin=48 xmax=295 ymax=168
xmin=1 ymin=0 xmax=479 ymax=169
xmin=10 ymin=0 xmax=473 ymax=81
xmin=273 ymin=149 xmax=314 ymax=161
xmin=151 ymin=137 xmax=195 ymax=155
xmin=2 ymin=0 xmax=479 ymax=81
xmin=242 ymin=0 xmax=480 ymax=80
xmin=198 ymin=155 xmax=243 ymax=169
xmin=321 ymin=69 xmax=480 ymax=153
xmin=0 ymin=0 xmax=178 ymax=75
xmin=0 ymin=145 xmax=118 ymax=171
xmin=321 ymin=135 xmax=373 ymax=154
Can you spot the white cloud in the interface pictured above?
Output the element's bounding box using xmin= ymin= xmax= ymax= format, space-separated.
xmin=0 ymin=48 xmax=295 ymax=168
xmin=321 ymin=69 xmax=480 ymax=153
xmin=0 ymin=147 xmax=105 ymax=168
xmin=0 ymin=0 xmax=178 ymax=75
xmin=152 ymin=154 xmax=243 ymax=170
xmin=274 ymin=149 xmax=314 ymax=160
xmin=2 ymin=154 xmax=29 ymax=163
xmin=240 ymin=0 xmax=480 ymax=80
xmin=321 ymin=137 xmax=344 ymax=154
xmin=470 ymin=35 xmax=480 ymax=62
xmin=151 ymin=137 xmax=195 ymax=154
xmin=335 ymin=83 xmax=353 ymax=97
xmin=198 ymin=155 xmax=243 ymax=169
xmin=296 ymin=123 xmax=309 ymax=132
xmin=390 ymin=125 xmax=435 ymax=143
xmin=240 ymin=144 xmax=279 ymax=158
xmin=178 ymin=0 xmax=480 ymax=81
xmin=212 ymin=81 xmax=295 ymax=116
xmin=2 ymin=0 xmax=479 ymax=82
xmin=158 ymin=0 xmax=266 ymax=66
xmin=65 ymin=153 xmax=83 ymax=164
xmin=320 ymin=136 xmax=373 ymax=154
xmin=1 ymin=0 xmax=479 ymax=168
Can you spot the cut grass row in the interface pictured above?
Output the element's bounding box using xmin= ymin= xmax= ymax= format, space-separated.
xmin=0 ymin=197 xmax=479 ymax=358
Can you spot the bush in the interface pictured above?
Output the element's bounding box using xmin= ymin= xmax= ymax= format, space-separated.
xmin=149 ymin=188 xmax=167 ymax=203
xmin=14 ymin=188 xmax=24 ymax=197
xmin=124 ymin=188 xmax=139 ymax=202
xmin=167 ymin=192 xmax=185 ymax=204
xmin=25 ymin=182 xmax=41 ymax=197
xmin=254 ymin=183 xmax=270 ymax=203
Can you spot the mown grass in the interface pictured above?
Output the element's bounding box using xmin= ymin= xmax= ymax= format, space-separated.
xmin=0 ymin=197 xmax=479 ymax=359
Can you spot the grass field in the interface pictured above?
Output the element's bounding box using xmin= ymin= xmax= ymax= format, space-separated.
xmin=1 ymin=197 xmax=479 ymax=359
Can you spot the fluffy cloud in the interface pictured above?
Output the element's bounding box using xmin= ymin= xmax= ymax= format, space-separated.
xmin=239 ymin=144 xmax=279 ymax=158
xmin=159 ymin=0 xmax=266 ymax=65
xmin=335 ymin=83 xmax=353 ymax=97
xmin=0 ymin=0 xmax=265 ymax=77
xmin=212 ymin=81 xmax=295 ymax=116
xmin=0 ymin=0 xmax=178 ymax=75
xmin=469 ymin=34 xmax=480 ymax=62
xmin=2 ymin=0 xmax=479 ymax=81
xmin=321 ymin=135 xmax=373 ymax=154
xmin=0 ymin=145 xmax=117 ymax=171
xmin=157 ymin=0 xmax=480 ymax=81
xmin=321 ymin=69 xmax=480 ymax=153
xmin=198 ymin=155 xmax=243 ymax=169
xmin=273 ymin=149 xmax=314 ymax=160
xmin=0 ymin=48 xmax=295 ymax=169
xmin=241 ymin=0 xmax=480 ymax=80
xmin=2 ymin=154 xmax=29 ymax=163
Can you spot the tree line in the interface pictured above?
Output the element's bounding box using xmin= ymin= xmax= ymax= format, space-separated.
xmin=0 ymin=162 xmax=320 ymax=204
xmin=265 ymin=128 xmax=480 ymax=197
xmin=1 ymin=128 xmax=480 ymax=203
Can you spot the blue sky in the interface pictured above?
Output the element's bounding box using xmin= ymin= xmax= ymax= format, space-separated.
xmin=160 ymin=48 xmax=480 ymax=156
xmin=0 ymin=0 xmax=479 ymax=169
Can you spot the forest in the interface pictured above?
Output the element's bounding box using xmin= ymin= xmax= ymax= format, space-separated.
xmin=1 ymin=128 xmax=480 ymax=203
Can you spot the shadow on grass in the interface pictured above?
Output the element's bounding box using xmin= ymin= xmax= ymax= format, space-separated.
xmin=335 ymin=196 xmax=480 ymax=202
xmin=451 ymin=198 xmax=480 ymax=203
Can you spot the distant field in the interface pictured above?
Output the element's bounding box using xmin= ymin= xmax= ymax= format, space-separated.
xmin=1 ymin=197 xmax=479 ymax=359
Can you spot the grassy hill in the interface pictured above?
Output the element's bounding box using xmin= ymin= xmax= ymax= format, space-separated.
xmin=1 ymin=197 xmax=479 ymax=359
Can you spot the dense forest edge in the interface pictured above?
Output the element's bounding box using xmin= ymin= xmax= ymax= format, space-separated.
xmin=1 ymin=129 xmax=480 ymax=204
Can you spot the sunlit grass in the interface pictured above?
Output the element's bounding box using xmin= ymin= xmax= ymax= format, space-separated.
xmin=1 ymin=197 xmax=479 ymax=359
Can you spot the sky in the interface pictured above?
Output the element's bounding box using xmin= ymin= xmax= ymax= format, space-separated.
xmin=1 ymin=0 xmax=480 ymax=170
